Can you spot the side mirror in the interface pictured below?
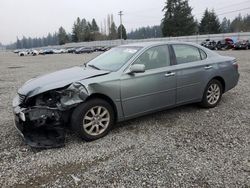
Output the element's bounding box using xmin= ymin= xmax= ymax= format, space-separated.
xmin=129 ymin=64 xmax=145 ymax=74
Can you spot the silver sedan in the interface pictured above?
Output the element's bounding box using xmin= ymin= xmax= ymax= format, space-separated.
xmin=13 ymin=42 xmax=239 ymax=148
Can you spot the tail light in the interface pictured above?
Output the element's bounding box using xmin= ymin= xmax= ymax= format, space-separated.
xmin=232 ymin=59 xmax=238 ymax=70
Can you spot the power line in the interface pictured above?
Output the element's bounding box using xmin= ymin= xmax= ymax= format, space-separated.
xmin=217 ymin=7 xmax=250 ymax=16
xmin=195 ymin=0 xmax=250 ymax=16
xmin=215 ymin=0 xmax=250 ymax=12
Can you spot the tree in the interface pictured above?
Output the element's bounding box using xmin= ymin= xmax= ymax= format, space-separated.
xmin=220 ymin=17 xmax=231 ymax=33
xmin=109 ymin=22 xmax=118 ymax=39
xmin=16 ymin=37 xmax=22 ymax=49
xmin=58 ymin=27 xmax=68 ymax=45
xmin=127 ymin=25 xmax=162 ymax=39
xmin=162 ymin=0 xmax=196 ymax=37
xmin=230 ymin=14 xmax=250 ymax=32
xmin=117 ymin=24 xmax=127 ymax=40
xmin=199 ymin=9 xmax=221 ymax=34
xmin=91 ymin=19 xmax=99 ymax=32
xmin=72 ymin=17 xmax=82 ymax=42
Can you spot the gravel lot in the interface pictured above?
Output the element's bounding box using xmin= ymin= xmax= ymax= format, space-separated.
xmin=0 ymin=50 xmax=249 ymax=187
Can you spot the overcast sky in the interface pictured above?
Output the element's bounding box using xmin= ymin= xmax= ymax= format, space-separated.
xmin=0 ymin=0 xmax=249 ymax=44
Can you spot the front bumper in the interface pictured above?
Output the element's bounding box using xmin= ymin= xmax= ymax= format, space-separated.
xmin=13 ymin=106 xmax=66 ymax=149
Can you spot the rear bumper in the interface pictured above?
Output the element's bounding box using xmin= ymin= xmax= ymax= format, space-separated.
xmin=13 ymin=106 xmax=66 ymax=149
xmin=225 ymin=72 xmax=240 ymax=92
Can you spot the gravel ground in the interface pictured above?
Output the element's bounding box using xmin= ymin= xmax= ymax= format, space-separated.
xmin=0 ymin=50 xmax=249 ymax=187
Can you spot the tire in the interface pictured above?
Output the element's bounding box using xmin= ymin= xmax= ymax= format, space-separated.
xmin=71 ymin=98 xmax=115 ymax=141
xmin=200 ymin=79 xmax=223 ymax=108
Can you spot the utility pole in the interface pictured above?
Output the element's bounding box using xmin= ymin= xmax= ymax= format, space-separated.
xmin=118 ymin=11 xmax=123 ymax=43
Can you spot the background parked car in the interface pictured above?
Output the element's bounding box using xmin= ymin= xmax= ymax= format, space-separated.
xmin=13 ymin=49 xmax=20 ymax=53
xmin=216 ymin=38 xmax=234 ymax=50
xmin=31 ymin=50 xmax=39 ymax=56
xmin=18 ymin=50 xmax=29 ymax=56
xmin=53 ymin=49 xmax=67 ymax=54
xmin=40 ymin=49 xmax=54 ymax=55
xmin=66 ymin=47 xmax=76 ymax=53
xmin=201 ymin=39 xmax=217 ymax=50
xmin=93 ymin=46 xmax=110 ymax=52
xmin=75 ymin=47 xmax=94 ymax=54
xmin=234 ymin=40 xmax=250 ymax=50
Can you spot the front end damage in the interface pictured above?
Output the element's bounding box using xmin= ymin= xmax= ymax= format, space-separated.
xmin=13 ymin=83 xmax=89 ymax=148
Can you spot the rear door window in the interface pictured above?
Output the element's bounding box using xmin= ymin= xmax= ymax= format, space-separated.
xmin=172 ymin=44 xmax=203 ymax=64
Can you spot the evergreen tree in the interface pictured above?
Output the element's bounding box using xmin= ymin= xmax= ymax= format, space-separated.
xmin=220 ymin=17 xmax=231 ymax=33
xmin=72 ymin=17 xmax=82 ymax=42
xmin=22 ymin=36 xmax=28 ymax=49
xmin=199 ymin=9 xmax=221 ymax=34
xmin=117 ymin=24 xmax=127 ymax=40
xmin=109 ymin=22 xmax=118 ymax=39
xmin=162 ymin=0 xmax=196 ymax=36
xmin=58 ymin=27 xmax=68 ymax=45
xmin=243 ymin=15 xmax=250 ymax=31
xmin=83 ymin=21 xmax=92 ymax=41
xmin=127 ymin=26 xmax=162 ymax=39
xmin=47 ymin=33 xmax=53 ymax=45
xmin=91 ymin=19 xmax=99 ymax=32
xmin=230 ymin=14 xmax=250 ymax=32
xmin=16 ymin=37 xmax=22 ymax=49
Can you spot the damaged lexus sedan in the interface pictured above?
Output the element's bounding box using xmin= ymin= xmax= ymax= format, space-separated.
xmin=13 ymin=42 xmax=239 ymax=148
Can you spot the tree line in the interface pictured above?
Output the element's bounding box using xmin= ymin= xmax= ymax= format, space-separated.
xmin=6 ymin=17 xmax=127 ymax=49
xmin=5 ymin=0 xmax=250 ymax=49
xmin=161 ymin=0 xmax=250 ymax=37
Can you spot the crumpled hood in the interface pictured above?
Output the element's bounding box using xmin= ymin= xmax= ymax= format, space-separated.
xmin=18 ymin=66 xmax=110 ymax=97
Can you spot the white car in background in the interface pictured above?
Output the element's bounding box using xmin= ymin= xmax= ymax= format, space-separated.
xmin=18 ymin=50 xmax=29 ymax=56
xmin=31 ymin=50 xmax=39 ymax=56
xmin=18 ymin=49 xmax=39 ymax=56
xmin=53 ymin=49 xmax=67 ymax=54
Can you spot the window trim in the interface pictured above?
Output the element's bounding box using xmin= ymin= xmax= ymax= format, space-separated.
xmin=199 ymin=49 xmax=207 ymax=60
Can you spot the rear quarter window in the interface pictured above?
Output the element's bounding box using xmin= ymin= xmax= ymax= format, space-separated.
xmin=199 ymin=49 xmax=207 ymax=60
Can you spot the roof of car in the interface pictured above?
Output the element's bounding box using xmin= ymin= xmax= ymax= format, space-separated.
xmin=121 ymin=41 xmax=198 ymax=48
xmin=120 ymin=41 xmax=219 ymax=57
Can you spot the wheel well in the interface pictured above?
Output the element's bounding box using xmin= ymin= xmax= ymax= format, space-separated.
xmin=212 ymin=76 xmax=225 ymax=93
xmin=86 ymin=93 xmax=118 ymax=121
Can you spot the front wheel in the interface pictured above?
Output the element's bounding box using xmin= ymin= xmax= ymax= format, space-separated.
xmin=71 ymin=99 xmax=114 ymax=141
xmin=200 ymin=80 xmax=223 ymax=108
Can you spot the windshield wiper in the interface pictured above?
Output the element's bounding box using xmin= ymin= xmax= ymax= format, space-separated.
xmin=88 ymin=64 xmax=101 ymax=70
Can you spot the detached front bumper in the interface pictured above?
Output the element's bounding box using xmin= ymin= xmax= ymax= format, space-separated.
xmin=13 ymin=105 xmax=66 ymax=149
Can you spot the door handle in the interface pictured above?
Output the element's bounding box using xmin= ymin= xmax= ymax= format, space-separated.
xmin=165 ymin=72 xmax=175 ymax=77
xmin=205 ymin=65 xmax=213 ymax=70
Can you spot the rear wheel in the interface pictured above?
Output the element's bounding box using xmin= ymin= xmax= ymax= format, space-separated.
xmin=71 ymin=99 xmax=114 ymax=141
xmin=200 ymin=79 xmax=223 ymax=108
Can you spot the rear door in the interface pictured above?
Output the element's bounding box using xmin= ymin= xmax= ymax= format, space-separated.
xmin=171 ymin=44 xmax=213 ymax=104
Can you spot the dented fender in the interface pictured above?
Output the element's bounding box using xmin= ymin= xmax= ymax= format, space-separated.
xmin=57 ymin=82 xmax=90 ymax=110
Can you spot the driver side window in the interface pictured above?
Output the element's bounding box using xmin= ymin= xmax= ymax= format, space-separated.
xmin=133 ymin=45 xmax=170 ymax=70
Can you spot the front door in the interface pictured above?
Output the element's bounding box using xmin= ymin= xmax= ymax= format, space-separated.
xmin=120 ymin=45 xmax=176 ymax=118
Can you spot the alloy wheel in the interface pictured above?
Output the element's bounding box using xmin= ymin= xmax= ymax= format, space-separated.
xmin=207 ymin=83 xmax=221 ymax=105
xmin=83 ymin=106 xmax=110 ymax=136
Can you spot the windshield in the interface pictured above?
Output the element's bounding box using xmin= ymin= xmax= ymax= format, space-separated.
xmin=87 ymin=47 xmax=141 ymax=71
